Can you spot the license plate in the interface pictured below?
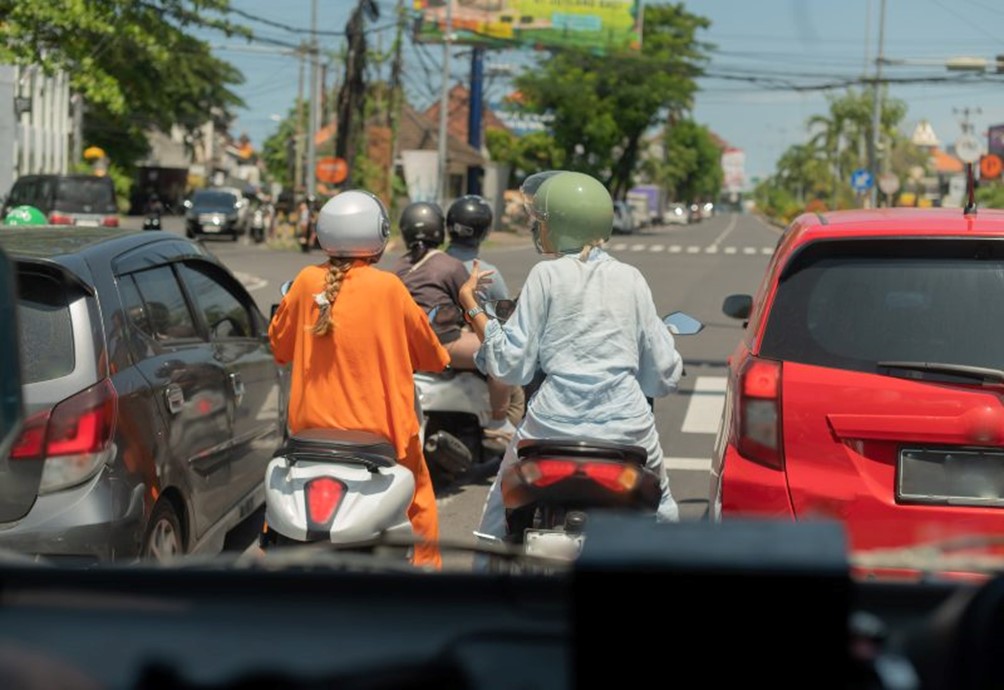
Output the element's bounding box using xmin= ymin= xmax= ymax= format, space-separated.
xmin=524 ymin=529 xmax=584 ymax=560
xmin=898 ymin=448 xmax=1004 ymax=507
xmin=76 ymin=219 xmax=99 ymax=227
xmin=202 ymin=225 xmax=221 ymax=233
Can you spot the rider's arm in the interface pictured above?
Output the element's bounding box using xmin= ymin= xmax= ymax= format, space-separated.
xmin=268 ymin=279 xmax=300 ymax=366
xmin=635 ymin=274 xmax=683 ymax=398
xmin=401 ymin=282 xmax=450 ymax=373
xmin=463 ymin=262 xmax=546 ymax=386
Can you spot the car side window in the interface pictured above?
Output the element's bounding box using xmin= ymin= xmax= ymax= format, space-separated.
xmin=178 ymin=262 xmax=254 ymax=340
xmin=124 ymin=266 xmax=200 ymax=344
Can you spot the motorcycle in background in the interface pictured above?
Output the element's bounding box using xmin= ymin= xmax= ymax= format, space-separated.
xmin=486 ymin=311 xmax=705 ymax=569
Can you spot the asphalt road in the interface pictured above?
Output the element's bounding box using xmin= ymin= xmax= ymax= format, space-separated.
xmin=137 ymin=212 xmax=782 ymax=567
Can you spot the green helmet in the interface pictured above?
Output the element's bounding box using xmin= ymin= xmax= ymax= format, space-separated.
xmin=520 ymin=170 xmax=613 ymax=255
xmin=3 ymin=205 xmax=47 ymax=227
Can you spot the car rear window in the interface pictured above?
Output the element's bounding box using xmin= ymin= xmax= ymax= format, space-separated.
xmin=192 ymin=191 xmax=237 ymax=211
xmin=760 ymin=239 xmax=1004 ymax=375
xmin=17 ymin=271 xmax=75 ymax=383
xmin=55 ymin=177 xmax=116 ymax=210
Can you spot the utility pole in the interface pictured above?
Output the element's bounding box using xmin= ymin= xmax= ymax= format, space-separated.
xmin=388 ymin=0 xmax=406 ymax=209
xmin=294 ymin=45 xmax=306 ymax=195
xmin=868 ymin=0 xmax=887 ymax=208
xmin=467 ymin=47 xmax=485 ymax=196
xmin=306 ymin=0 xmax=319 ymax=199
xmin=437 ymin=1 xmax=454 ymax=208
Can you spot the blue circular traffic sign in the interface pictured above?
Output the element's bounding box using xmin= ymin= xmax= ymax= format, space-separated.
xmin=851 ymin=169 xmax=874 ymax=192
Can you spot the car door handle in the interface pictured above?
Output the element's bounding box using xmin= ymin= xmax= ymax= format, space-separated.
xmin=165 ymin=385 xmax=185 ymax=415
xmin=229 ymin=372 xmax=245 ymax=406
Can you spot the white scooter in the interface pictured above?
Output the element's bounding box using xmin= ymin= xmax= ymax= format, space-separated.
xmin=417 ymin=299 xmax=520 ymax=488
xmin=260 ymin=281 xmax=417 ymax=558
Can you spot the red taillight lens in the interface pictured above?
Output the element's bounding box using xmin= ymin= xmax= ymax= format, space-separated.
xmin=102 ymin=215 xmax=119 ymax=227
xmin=521 ymin=459 xmax=577 ymax=487
xmin=737 ymin=357 xmax=784 ymax=470
xmin=582 ymin=461 xmax=639 ymax=493
xmin=48 ymin=212 xmax=73 ymax=225
xmin=8 ymin=380 xmax=117 ymax=461
xmin=306 ymin=477 xmax=346 ymax=526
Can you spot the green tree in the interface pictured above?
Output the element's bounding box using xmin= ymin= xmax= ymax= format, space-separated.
xmin=512 ymin=3 xmax=710 ymax=198
xmin=1 ymin=0 xmax=247 ymax=168
xmin=261 ymin=101 xmax=308 ymax=189
xmin=644 ymin=119 xmax=722 ymax=203
xmin=485 ymin=128 xmax=566 ymax=186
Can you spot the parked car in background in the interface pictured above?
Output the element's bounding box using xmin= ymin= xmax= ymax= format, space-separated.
xmin=1 ymin=226 xmax=286 ymax=563
xmin=712 ymin=207 xmax=1004 ymax=571
xmin=612 ymin=201 xmax=637 ymax=234
xmin=665 ymin=202 xmax=689 ymax=225
xmin=1 ymin=174 xmax=119 ymax=227
xmin=688 ymin=203 xmax=703 ymax=223
xmin=184 ymin=188 xmax=249 ymax=241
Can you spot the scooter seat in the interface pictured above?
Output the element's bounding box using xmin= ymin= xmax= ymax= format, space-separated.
xmin=283 ymin=428 xmax=397 ymax=466
xmin=516 ymin=439 xmax=648 ymax=467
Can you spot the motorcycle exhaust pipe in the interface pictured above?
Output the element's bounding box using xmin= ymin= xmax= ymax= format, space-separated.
xmin=424 ymin=431 xmax=473 ymax=476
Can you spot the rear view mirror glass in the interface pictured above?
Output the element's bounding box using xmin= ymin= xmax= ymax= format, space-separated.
xmin=280 ymin=280 xmax=293 ymax=297
xmin=0 ymin=248 xmax=23 ymax=459
xmin=663 ymin=311 xmax=704 ymax=335
xmin=722 ymin=294 xmax=753 ymax=320
xmin=488 ymin=299 xmax=517 ymax=322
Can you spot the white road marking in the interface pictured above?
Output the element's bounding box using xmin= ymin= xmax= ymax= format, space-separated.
xmin=709 ymin=213 xmax=740 ymax=250
xmin=669 ymin=245 xmax=683 ymax=253
xmin=650 ymin=244 xmax=665 ymax=252
xmin=705 ymin=245 xmax=719 ymax=254
xmin=686 ymin=245 xmax=701 ymax=254
xmin=681 ymin=376 xmax=728 ymax=434
xmin=611 ymin=242 xmax=628 ymax=251
xmin=742 ymin=247 xmax=757 ymax=255
xmin=724 ymin=246 xmax=737 ymax=255
xmin=663 ymin=457 xmax=712 ymax=472
xmin=233 ymin=271 xmax=268 ymax=292
xmin=630 ymin=243 xmax=646 ymax=251
xmin=762 ymin=247 xmax=774 ymax=255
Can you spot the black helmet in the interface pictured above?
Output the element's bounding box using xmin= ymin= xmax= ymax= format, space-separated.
xmin=447 ymin=195 xmax=493 ymax=246
xmin=399 ymin=201 xmax=445 ymax=248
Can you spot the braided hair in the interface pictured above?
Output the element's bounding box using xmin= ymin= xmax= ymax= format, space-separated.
xmin=310 ymin=257 xmax=354 ymax=336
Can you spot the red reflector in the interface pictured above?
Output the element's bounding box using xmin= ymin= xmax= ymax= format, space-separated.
xmin=10 ymin=413 xmax=49 ymax=460
xmin=47 ymin=379 xmax=117 ymax=456
xmin=306 ymin=477 xmax=346 ymax=526
xmin=48 ymin=212 xmax=73 ymax=225
xmin=102 ymin=216 xmax=119 ymax=227
xmin=526 ymin=459 xmax=577 ymax=487
xmin=582 ymin=462 xmax=632 ymax=493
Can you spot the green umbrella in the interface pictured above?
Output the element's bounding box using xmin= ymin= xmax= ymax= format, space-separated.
xmin=3 ymin=205 xmax=47 ymax=226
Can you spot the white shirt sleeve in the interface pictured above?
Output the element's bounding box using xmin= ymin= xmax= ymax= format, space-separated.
xmin=636 ymin=273 xmax=684 ymax=398
xmin=475 ymin=264 xmax=546 ymax=386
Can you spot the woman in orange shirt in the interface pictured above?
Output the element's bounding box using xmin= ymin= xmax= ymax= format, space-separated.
xmin=269 ymin=190 xmax=451 ymax=569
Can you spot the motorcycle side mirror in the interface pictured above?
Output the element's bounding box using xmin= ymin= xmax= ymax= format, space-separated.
xmin=280 ymin=280 xmax=293 ymax=297
xmin=722 ymin=294 xmax=753 ymax=320
xmin=663 ymin=311 xmax=704 ymax=336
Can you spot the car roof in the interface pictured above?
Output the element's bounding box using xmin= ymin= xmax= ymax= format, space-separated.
xmin=785 ymin=207 xmax=1004 ymax=245
xmin=0 ymin=227 xmax=209 ymax=287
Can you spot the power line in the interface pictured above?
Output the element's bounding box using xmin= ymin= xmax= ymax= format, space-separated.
xmin=225 ymin=5 xmax=399 ymax=38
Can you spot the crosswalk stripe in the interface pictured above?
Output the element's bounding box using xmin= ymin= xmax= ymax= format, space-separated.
xmin=761 ymin=247 xmax=773 ymax=255
xmin=663 ymin=457 xmax=712 ymax=472
xmin=686 ymin=246 xmax=701 ymax=253
xmin=742 ymin=247 xmax=757 ymax=255
xmin=669 ymin=245 xmax=683 ymax=253
xmin=630 ymin=244 xmax=646 ymax=251
xmin=681 ymin=376 xmax=728 ymax=434
xmin=611 ymin=242 xmax=627 ymax=251
xmin=650 ymin=244 xmax=665 ymax=252
xmin=724 ymin=246 xmax=737 ymax=254
xmin=705 ymin=245 xmax=719 ymax=254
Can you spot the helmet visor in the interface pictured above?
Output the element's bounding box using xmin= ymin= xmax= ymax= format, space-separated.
xmin=520 ymin=171 xmax=563 ymax=223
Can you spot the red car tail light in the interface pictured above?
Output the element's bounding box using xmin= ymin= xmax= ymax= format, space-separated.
xmin=305 ymin=477 xmax=346 ymax=526
xmin=102 ymin=215 xmax=119 ymax=227
xmin=737 ymin=357 xmax=784 ymax=470
xmin=48 ymin=212 xmax=73 ymax=225
xmin=8 ymin=380 xmax=118 ymax=493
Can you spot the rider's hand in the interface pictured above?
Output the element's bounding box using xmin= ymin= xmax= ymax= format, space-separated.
xmin=459 ymin=260 xmax=495 ymax=310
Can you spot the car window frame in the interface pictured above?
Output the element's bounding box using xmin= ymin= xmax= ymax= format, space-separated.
xmin=175 ymin=259 xmax=262 ymax=342
xmin=119 ymin=263 xmax=205 ymax=348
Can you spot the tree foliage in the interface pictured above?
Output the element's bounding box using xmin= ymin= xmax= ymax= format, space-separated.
xmin=1 ymin=0 xmax=247 ymax=168
xmin=512 ymin=2 xmax=711 ymax=198
xmin=485 ymin=128 xmax=566 ymax=186
xmin=644 ymin=119 xmax=722 ymax=203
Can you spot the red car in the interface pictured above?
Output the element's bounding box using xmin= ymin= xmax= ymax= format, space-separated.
xmin=711 ymin=207 xmax=1004 ymax=575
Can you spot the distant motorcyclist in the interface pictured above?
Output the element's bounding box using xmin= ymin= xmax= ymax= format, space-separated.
xmin=458 ymin=170 xmax=684 ymax=563
xmin=445 ymin=195 xmax=509 ymax=305
xmin=269 ymin=190 xmax=449 ymax=569
xmin=392 ymin=201 xmax=518 ymax=448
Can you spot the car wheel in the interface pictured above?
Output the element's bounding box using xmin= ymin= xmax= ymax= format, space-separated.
xmin=143 ymin=500 xmax=184 ymax=563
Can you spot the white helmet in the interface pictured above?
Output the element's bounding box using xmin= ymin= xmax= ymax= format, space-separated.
xmin=315 ymin=190 xmax=390 ymax=259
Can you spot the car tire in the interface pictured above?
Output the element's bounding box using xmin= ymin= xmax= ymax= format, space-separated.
xmin=142 ymin=500 xmax=185 ymax=563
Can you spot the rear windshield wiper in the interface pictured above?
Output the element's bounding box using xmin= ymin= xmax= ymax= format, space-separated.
xmin=877 ymin=361 xmax=1004 ymax=384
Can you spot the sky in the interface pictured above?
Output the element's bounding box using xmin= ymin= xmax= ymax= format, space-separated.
xmin=207 ymin=0 xmax=1004 ymax=183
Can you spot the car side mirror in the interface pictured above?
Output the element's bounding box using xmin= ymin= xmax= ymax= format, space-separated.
xmin=662 ymin=311 xmax=704 ymax=335
xmin=0 ymin=248 xmax=23 ymax=460
xmin=722 ymin=294 xmax=753 ymax=320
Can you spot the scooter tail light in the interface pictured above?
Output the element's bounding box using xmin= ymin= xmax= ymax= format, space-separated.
xmin=520 ymin=459 xmax=576 ymax=487
xmin=305 ymin=477 xmax=346 ymax=527
xmin=583 ymin=462 xmax=639 ymax=493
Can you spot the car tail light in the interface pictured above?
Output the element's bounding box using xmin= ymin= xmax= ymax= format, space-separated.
xmin=48 ymin=212 xmax=73 ymax=225
xmin=305 ymin=477 xmax=346 ymax=527
xmin=519 ymin=459 xmax=639 ymax=492
xmin=737 ymin=357 xmax=784 ymax=470
xmin=102 ymin=215 xmax=119 ymax=227
xmin=8 ymin=379 xmax=118 ymax=493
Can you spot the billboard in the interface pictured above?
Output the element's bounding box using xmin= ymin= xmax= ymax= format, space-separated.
xmin=488 ymin=101 xmax=554 ymax=136
xmin=412 ymin=0 xmax=643 ymax=53
xmin=988 ymin=123 xmax=1004 ymax=159
xmin=721 ymin=148 xmax=746 ymax=194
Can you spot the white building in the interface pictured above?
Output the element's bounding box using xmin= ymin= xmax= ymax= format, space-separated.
xmin=0 ymin=64 xmax=74 ymax=198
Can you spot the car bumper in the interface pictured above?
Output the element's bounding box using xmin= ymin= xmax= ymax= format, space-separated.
xmin=0 ymin=468 xmax=145 ymax=563
xmin=187 ymin=219 xmax=239 ymax=236
xmin=714 ymin=445 xmax=796 ymax=520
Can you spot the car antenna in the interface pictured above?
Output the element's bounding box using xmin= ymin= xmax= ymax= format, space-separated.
xmin=964 ymin=162 xmax=977 ymax=216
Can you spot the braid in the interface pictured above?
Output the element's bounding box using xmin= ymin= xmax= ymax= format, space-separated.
xmin=578 ymin=239 xmax=604 ymax=262
xmin=311 ymin=258 xmax=353 ymax=336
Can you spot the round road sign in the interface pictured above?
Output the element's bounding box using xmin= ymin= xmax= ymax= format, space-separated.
xmin=878 ymin=173 xmax=900 ymax=196
xmin=981 ymin=154 xmax=1003 ymax=179
xmin=955 ymin=135 xmax=981 ymax=164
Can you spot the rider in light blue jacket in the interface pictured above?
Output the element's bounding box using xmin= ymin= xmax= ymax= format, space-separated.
xmin=457 ymin=170 xmax=684 ymax=556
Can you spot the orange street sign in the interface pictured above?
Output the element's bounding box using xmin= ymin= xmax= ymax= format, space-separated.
xmin=316 ymin=157 xmax=348 ymax=185
xmin=981 ymin=154 xmax=1002 ymax=179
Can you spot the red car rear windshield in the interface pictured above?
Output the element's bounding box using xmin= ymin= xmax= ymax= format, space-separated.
xmin=760 ymin=238 xmax=1004 ymax=375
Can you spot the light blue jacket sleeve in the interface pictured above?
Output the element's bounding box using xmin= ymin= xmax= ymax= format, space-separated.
xmin=475 ymin=264 xmax=545 ymax=386
xmin=636 ymin=274 xmax=684 ymax=398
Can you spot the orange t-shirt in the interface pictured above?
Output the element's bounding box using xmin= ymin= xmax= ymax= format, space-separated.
xmin=269 ymin=261 xmax=450 ymax=458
